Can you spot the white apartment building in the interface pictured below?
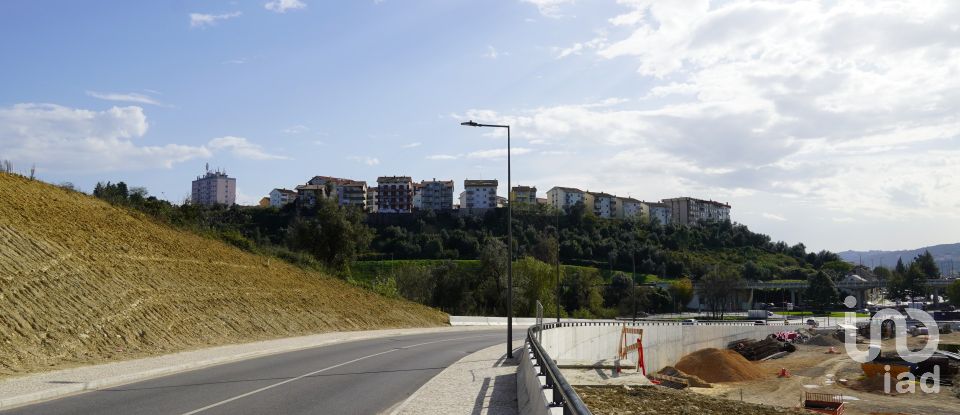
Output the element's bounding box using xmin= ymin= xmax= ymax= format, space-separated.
xmin=616 ymin=197 xmax=645 ymax=219
xmin=416 ymin=179 xmax=454 ymax=211
xmin=511 ymin=186 xmax=537 ymax=206
xmin=366 ymin=187 xmax=379 ymax=213
xmin=661 ymin=197 xmax=730 ymax=225
xmin=191 ymin=169 xmax=236 ymax=206
xmin=645 ymin=202 xmax=672 ymax=225
xmin=377 ymin=176 xmax=414 ymax=213
xmin=269 ymin=188 xmax=297 ymax=207
xmin=546 ymin=186 xmax=585 ymax=211
xmin=460 ymin=179 xmax=498 ymax=210
xmin=307 ymin=176 xmax=367 ymax=210
xmin=585 ymin=192 xmax=617 ymax=218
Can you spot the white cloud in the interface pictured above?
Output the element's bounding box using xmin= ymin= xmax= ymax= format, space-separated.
xmin=189 ymin=11 xmax=242 ymax=28
xmin=207 ymin=136 xmax=290 ymax=160
xmin=402 ymin=142 xmax=422 ymax=148
xmin=762 ymin=212 xmax=787 ymax=221
xmin=0 ymin=103 xmax=209 ymax=172
xmin=282 ymin=125 xmax=309 ymax=134
xmin=426 ymin=154 xmax=460 ymax=160
xmin=555 ymin=36 xmax=606 ymax=59
xmin=265 ymin=0 xmax=306 ymax=13
xmin=483 ymin=46 xmax=499 ymax=59
xmin=222 ymin=58 xmax=248 ymax=65
xmin=467 ymin=148 xmax=533 ymax=159
xmin=86 ymin=91 xmax=163 ymax=106
xmin=475 ymin=1 xmax=960 ymax=224
xmin=348 ymin=156 xmax=380 ymax=166
xmin=521 ymin=0 xmax=575 ymax=18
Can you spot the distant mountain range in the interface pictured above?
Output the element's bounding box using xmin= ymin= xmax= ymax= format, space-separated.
xmin=838 ymin=243 xmax=960 ymax=276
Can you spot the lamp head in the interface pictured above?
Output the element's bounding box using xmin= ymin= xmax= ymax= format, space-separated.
xmin=460 ymin=120 xmax=480 ymax=127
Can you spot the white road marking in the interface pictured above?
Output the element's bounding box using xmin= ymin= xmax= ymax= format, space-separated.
xmin=180 ymin=333 xmax=499 ymax=415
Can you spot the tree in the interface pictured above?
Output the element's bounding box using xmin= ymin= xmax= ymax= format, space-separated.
xmin=561 ymin=268 xmax=603 ymax=317
xmin=946 ymin=280 xmax=960 ymax=305
xmin=873 ymin=266 xmax=892 ymax=281
xmin=530 ymin=235 xmax=559 ymax=266
xmin=914 ymin=250 xmax=940 ymax=279
xmin=742 ymin=261 xmax=770 ymax=281
xmin=895 ymin=257 xmax=906 ymax=275
xmin=286 ymin=199 xmax=373 ymax=270
xmin=902 ymin=262 xmax=928 ymax=301
xmin=668 ymin=277 xmax=694 ymax=313
xmin=478 ymin=238 xmax=508 ymax=314
xmin=806 ymin=271 xmax=838 ymax=312
xmin=699 ymin=266 xmax=742 ymax=320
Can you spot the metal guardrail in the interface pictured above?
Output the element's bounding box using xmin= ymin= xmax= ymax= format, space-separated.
xmin=527 ymin=322 xmax=592 ymax=415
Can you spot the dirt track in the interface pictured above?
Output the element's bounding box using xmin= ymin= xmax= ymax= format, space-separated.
xmin=0 ymin=174 xmax=447 ymax=377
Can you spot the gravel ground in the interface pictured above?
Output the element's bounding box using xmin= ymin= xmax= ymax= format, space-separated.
xmin=576 ymin=385 xmax=800 ymax=415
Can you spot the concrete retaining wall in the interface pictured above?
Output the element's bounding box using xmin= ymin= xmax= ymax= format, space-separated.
xmin=540 ymin=323 xmax=788 ymax=373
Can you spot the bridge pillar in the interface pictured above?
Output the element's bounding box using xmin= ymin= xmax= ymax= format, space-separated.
xmin=790 ymin=290 xmax=796 ymax=306
xmin=748 ymin=289 xmax=755 ymax=308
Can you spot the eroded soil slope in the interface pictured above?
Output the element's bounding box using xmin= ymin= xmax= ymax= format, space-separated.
xmin=0 ymin=173 xmax=447 ymax=377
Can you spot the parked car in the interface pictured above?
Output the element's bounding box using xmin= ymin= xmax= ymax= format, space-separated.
xmin=754 ymin=320 xmax=768 ymax=325
xmin=682 ymin=319 xmax=697 ymax=325
xmin=806 ymin=318 xmax=818 ymax=327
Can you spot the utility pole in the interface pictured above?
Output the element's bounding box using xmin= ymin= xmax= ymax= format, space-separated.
xmin=556 ymin=208 xmax=561 ymax=323
xmin=632 ymin=251 xmax=638 ymax=323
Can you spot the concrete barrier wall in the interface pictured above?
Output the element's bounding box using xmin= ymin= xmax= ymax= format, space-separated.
xmin=540 ymin=324 xmax=788 ymax=372
xmin=449 ymin=316 xmax=618 ymax=326
xmin=516 ymin=342 xmax=561 ymax=415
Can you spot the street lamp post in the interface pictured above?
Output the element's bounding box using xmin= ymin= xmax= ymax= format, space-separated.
xmin=461 ymin=120 xmax=513 ymax=358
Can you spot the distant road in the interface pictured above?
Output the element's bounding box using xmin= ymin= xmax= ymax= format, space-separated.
xmin=2 ymin=329 xmax=521 ymax=415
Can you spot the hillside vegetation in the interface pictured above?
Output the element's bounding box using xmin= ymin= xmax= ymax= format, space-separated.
xmin=0 ymin=174 xmax=446 ymax=377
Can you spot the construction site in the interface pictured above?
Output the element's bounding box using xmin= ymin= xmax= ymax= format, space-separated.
xmin=569 ymin=322 xmax=960 ymax=415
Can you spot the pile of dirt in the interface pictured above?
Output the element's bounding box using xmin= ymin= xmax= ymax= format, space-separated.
xmin=658 ymin=366 xmax=712 ymax=388
xmin=675 ymin=348 xmax=767 ymax=383
xmin=0 ymin=173 xmax=447 ymax=377
xmin=806 ymin=334 xmax=844 ymax=347
xmin=576 ymin=385 xmax=794 ymax=415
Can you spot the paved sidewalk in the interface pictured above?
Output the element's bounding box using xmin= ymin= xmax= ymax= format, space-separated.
xmin=0 ymin=326 xmax=496 ymax=410
xmin=391 ymin=340 xmax=523 ymax=415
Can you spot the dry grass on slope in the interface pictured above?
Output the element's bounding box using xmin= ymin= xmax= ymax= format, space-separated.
xmin=0 ymin=173 xmax=447 ymax=377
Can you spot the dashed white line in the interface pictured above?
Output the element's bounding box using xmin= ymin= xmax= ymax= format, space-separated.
xmin=179 ymin=333 xmax=499 ymax=415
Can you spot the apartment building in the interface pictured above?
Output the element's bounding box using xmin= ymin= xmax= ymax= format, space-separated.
xmin=661 ymin=197 xmax=731 ymax=225
xmin=307 ymin=176 xmax=367 ymax=210
xmin=546 ymin=186 xmax=585 ymax=211
xmin=585 ymin=192 xmax=618 ymax=218
xmin=268 ymin=188 xmax=297 ymax=207
xmin=191 ymin=169 xmax=236 ymax=206
xmin=511 ymin=185 xmax=537 ymax=206
xmin=616 ymin=197 xmax=645 ymax=220
xmin=460 ymin=179 xmax=498 ymax=209
xmin=294 ymin=184 xmax=327 ymax=206
xmin=416 ymin=179 xmax=454 ymax=211
xmin=645 ymin=202 xmax=672 ymax=225
xmin=366 ymin=187 xmax=379 ymax=213
xmin=377 ymin=176 xmax=414 ymax=213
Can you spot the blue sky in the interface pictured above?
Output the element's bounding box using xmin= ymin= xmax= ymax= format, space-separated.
xmin=3 ymin=1 xmax=960 ymax=252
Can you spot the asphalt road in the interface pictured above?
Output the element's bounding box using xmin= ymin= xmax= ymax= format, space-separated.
xmin=2 ymin=328 xmax=523 ymax=415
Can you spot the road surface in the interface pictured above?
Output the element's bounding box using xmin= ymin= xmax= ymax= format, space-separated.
xmin=2 ymin=328 xmax=523 ymax=415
